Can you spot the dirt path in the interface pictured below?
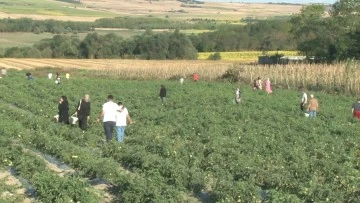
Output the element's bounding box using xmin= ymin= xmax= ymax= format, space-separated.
xmin=0 ymin=170 xmax=33 ymax=203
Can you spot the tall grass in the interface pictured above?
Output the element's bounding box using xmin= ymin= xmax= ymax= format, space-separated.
xmin=231 ymin=62 xmax=360 ymax=94
xmin=0 ymin=58 xmax=359 ymax=94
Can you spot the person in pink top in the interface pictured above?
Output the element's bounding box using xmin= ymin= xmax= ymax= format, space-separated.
xmin=193 ymin=73 xmax=199 ymax=82
xmin=265 ymin=78 xmax=272 ymax=94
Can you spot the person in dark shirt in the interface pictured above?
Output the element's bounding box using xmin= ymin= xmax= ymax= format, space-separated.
xmin=58 ymin=96 xmax=69 ymax=124
xmin=352 ymin=98 xmax=360 ymax=119
xmin=159 ymin=85 xmax=167 ymax=103
xmin=74 ymin=94 xmax=91 ymax=131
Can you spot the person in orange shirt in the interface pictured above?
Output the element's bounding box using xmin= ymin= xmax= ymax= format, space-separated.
xmin=193 ymin=73 xmax=199 ymax=82
xmin=307 ymin=94 xmax=319 ymax=118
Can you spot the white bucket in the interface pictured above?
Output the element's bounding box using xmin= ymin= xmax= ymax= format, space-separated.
xmin=70 ymin=116 xmax=78 ymax=125
xmin=304 ymin=113 xmax=310 ymax=117
xmin=53 ymin=115 xmax=59 ymax=123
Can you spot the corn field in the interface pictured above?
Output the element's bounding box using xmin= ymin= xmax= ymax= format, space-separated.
xmin=0 ymin=59 xmax=359 ymax=94
xmin=231 ymin=62 xmax=360 ymax=94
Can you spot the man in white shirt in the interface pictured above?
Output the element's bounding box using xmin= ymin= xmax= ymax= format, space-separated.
xmin=300 ymin=89 xmax=308 ymax=111
xmin=48 ymin=72 xmax=53 ymax=80
xmin=97 ymin=95 xmax=119 ymax=142
xmin=1 ymin=68 xmax=7 ymax=77
xmin=115 ymin=102 xmax=134 ymax=142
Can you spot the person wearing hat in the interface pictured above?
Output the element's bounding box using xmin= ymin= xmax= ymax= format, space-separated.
xmin=307 ymin=94 xmax=319 ymax=118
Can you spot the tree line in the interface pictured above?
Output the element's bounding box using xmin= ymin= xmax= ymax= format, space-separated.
xmin=4 ymin=30 xmax=198 ymax=60
xmin=0 ymin=17 xmax=222 ymax=33
xmin=0 ymin=18 xmax=92 ymax=33
xmin=290 ymin=0 xmax=360 ymax=62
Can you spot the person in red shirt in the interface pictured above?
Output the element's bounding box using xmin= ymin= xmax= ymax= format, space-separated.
xmin=352 ymin=98 xmax=360 ymax=119
xmin=193 ymin=73 xmax=199 ymax=82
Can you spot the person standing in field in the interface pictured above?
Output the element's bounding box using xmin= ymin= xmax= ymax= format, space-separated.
xmin=300 ymin=89 xmax=308 ymax=111
xmin=307 ymin=94 xmax=319 ymax=118
xmin=58 ymin=96 xmax=70 ymax=124
xmin=352 ymin=98 xmax=360 ymax=119
xmin=48 ymin=72 xmax=53 ymax=80
xmin=74 ymin=94 xmax=91 ymax=132
xmin=115 ymin=102 xmax=134 ymax=142
xmin=235 ymin=88 xmax=241 ymax=104
xmin=180 ymin=77 xmax=184 ymax=85
xmin=265 ymin=78 xmax=272 ymax=94
xmin=97 ymin=95 xmax=118 ymax=142
xmin=65 ymin=73 xmax=70 ymax=80
xmin=159 ymin=85 xmax=167 ymax=103
xmin=193 ymin=73 xmax=199 ymax=82
xmin=1 ymin=68 xmax=7 ymax=77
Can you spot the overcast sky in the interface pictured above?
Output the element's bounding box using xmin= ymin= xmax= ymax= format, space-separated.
xmin=202 ymin=0 xmax=336 ymax=4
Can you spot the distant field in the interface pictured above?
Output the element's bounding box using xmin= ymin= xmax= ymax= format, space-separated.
xmin=198 ymin=51 xmax=299 ymax=61
xmin=0 ymin=0 xmax=117 ymax=20
xmin=0 ymin=0 xmax=302 ymax=22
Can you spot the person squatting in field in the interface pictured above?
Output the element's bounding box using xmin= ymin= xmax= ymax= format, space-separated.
xmin=352 ymin=98 xmax=360 ymax=119
xmin=300 ymin=89 xmax=308 ymax=111
xmin=58 ymin=96 xmax=70 ymax=124
xmin=55 ymin=72 xmax=61 ymax=85
xmin=253 ymin=77 xmax=262 ymax=90
xmin=74 ymin=94 xmax=91 ymax=132
xmin=307 ymin=94 xmax=319 ymax=118
xmin=26 ymin=73 xmax=33 ymax=80
xmin=97 ymin=95 xmax=119 ymax=142
xmin=115 ymin=102 xmax=134 ymax=142
xmin=159 ymin=85 xmax=167 ymax=103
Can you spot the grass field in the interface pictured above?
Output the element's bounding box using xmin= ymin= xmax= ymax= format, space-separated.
xmin=0 ymin=0 xmax=116 ymax=17
xmin=0 ymin=0 xmax=302 ymax=22
xmin=0 ymin=69 xmax=359 ymax=202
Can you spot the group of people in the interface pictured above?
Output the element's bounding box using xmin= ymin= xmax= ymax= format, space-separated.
xmin=300 ymin=89 xmax=319 ymax=118
xmin=56 ymin=94 xmax=134 ymax=142
xmin=253 ymin=77 xmax=272 ymax=94
xmin=57 ymin=94 xmax=91 ymax=132
xmin=48 ymin=72 xmax=70 ymax=85
xmin=96 ymin=95 xmax=134 ymax=142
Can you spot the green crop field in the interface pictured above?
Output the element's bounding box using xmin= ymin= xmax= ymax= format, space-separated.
xmin=0 ymin=0 xmax=116 ymax=17
xmin=0 ymin=68 xmax=359 ymax=202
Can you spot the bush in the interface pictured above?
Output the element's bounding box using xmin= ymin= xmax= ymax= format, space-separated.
xmin=207 ymin=52 xmax=221 ymax=60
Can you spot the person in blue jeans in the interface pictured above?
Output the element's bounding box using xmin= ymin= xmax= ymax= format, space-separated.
xmin=115 ymin=102 xmax=134 ymax=142
xmin=97 ymin=95 xmax=119 ymax=142
xmin=307 ymin=94 xmax=319 ymax=118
